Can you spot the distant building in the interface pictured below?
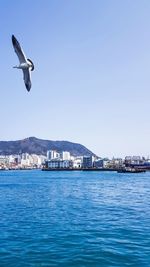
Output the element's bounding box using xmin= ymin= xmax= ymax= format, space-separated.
xmin=125 ymin=156 xmax=144 ymax=167
xmin=21 ymin=153 xmax=30 ymax=160
xmin=72 ymin=157 xmax=82 ymax=168
xmin=46 ymin=159 xmax=72 ymax=169
xmin=60 ymin=151 xmax=71 ymax=161
xmin=94 ymin=159 xmax=104 ymax=168
xmin=0 ymin=156 xmax=9 ymax=168
xmin=60 ymin=160 xmax=72 ymax=168
xmin=47 ymin=150 xmax=60 ymax=160
xmin=82 ymin=156 xmax=93 ymax=168
xmin=103 ymin=159 xmax=111 ymax=168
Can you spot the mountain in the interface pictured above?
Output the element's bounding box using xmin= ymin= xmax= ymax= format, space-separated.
xmin=0 ymin=137 xmax=95 ymax=156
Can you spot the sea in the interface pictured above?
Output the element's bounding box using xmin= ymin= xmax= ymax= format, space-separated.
xmin=0 ymin=170 xmax=150 ymax=267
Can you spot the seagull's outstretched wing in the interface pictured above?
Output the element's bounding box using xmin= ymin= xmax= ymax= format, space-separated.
xmin=12 ymin=35 xmax=27 ymax=64
xmin=23 ymin=69 xmax=31 ymax=92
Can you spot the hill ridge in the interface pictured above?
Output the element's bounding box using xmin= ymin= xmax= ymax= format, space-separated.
xmin=0 ymin=137 xmax=95 ymax=157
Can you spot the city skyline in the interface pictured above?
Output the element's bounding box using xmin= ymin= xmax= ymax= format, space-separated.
xmin=1 ymin=150 xmax=149 ymax=171
xmin=1 ymin=1 xmax=150 ymax=157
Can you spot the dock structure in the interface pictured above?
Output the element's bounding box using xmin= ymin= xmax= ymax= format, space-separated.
xmin=42 ymin=167 xmax=118 ymax=172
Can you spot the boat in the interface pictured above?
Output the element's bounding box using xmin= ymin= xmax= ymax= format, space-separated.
xmin=117 ymin=167 xmax=146 ymax=173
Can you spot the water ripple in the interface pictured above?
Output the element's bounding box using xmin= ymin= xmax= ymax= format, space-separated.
xmin=0 ymin=170 xmax=150 ymax=266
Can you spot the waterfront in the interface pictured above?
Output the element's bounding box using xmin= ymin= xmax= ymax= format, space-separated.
xmin=0 ymin=170 xmax=150 ymax=267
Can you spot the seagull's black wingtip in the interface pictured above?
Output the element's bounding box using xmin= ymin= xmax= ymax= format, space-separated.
xmin=12 ymin=34 xmax=16 ymax=46
xmin=25 ymin=83 xmax=31 ymax=92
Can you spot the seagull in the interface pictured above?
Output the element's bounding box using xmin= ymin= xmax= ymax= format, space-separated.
xmin=12 ymin=35 xmax=34 ymax=92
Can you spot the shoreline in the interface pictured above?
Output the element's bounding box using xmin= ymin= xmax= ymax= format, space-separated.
xmin=0 ymin=167 xmax=149 ymax=172
xmin=42 ymin=168 xmax=135 ymax=172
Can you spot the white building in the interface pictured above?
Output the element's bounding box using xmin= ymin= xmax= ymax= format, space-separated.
xmin=21 ymin=153 xmax=30 ymax=160
xmin=61 ymin=151 xmax=71 ymax=161
xmin=20 ymin=159 xmax=30 ymax=167
xmin=47 ymin=150 xmax=60 ymax=160
xmin=0 ymin=156 xmax=9 ymax=167
xmin=72 ymin=157 xmax=82 ymax=168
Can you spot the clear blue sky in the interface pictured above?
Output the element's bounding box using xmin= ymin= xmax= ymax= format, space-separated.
xmin=1 ymin=0 xmax=150 ymax=157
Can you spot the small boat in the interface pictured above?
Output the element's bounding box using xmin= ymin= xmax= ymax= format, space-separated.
xmin=117 ymin=167 xmax=146 ymax=173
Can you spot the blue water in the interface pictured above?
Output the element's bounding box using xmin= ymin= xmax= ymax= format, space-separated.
xmin=0 ymin=170 xmax=150 ymax=267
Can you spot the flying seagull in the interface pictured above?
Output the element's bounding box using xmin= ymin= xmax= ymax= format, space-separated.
xmin=12 ymin=35 xmax=34 ymax=92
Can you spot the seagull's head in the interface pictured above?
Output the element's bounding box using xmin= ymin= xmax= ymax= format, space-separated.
xmin=27 ymin=58 xmax=34 ymax=71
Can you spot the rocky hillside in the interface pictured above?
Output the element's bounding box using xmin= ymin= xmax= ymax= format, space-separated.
xmin=0 ymin=137 xmax=95 ymax=156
